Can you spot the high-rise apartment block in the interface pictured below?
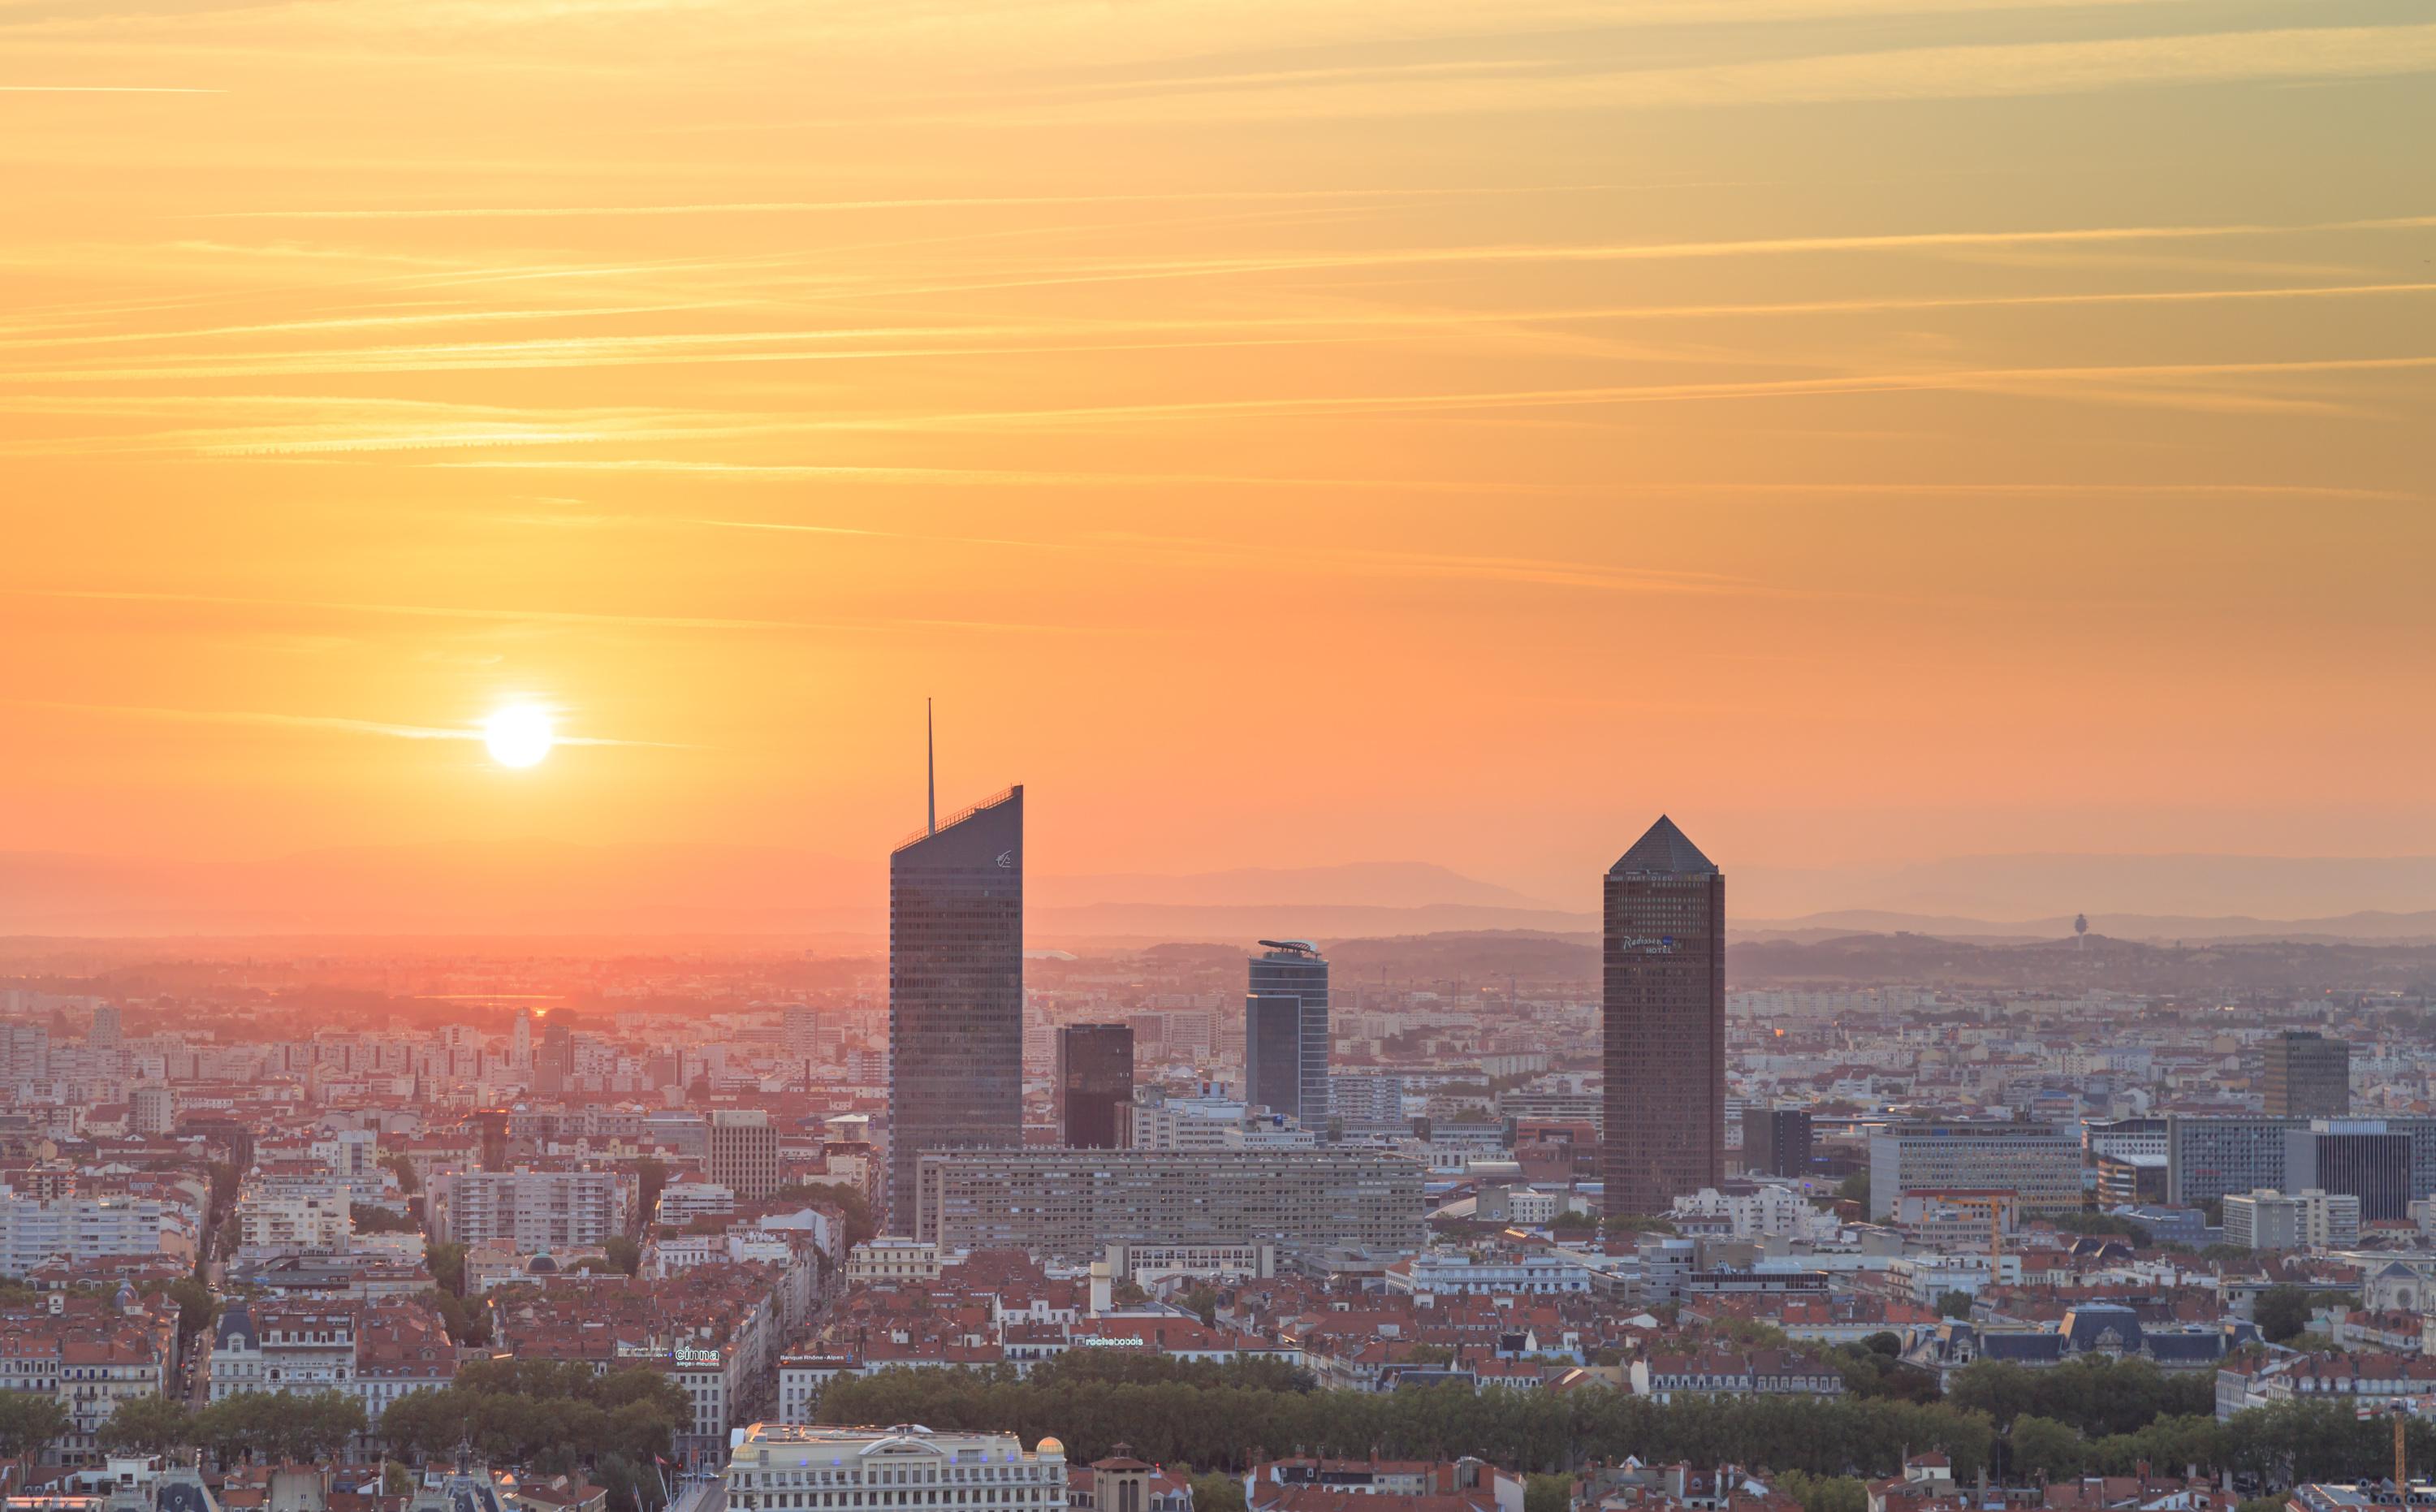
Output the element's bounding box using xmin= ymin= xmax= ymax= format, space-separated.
xmin=2225 ymin=1186 xmax=2360 ymax=1249
xmin=783 ymin=1006 xmax=821 ymax=1058
xmin=1602 ymin=817 xmax=1726 ymax=1216
xmin=429 ymin=1168 xmax=632 ymax=1250
xmin=1330 ymin=1073 xmax=1407 ymax=1127
xmin=0 ymin=1023 xmax=48 ymax=1093
xmin=1245 ymin=940 xmax=1328 ymax=1125
xmin=129 ymin=1083 xmax=177 ymax=1138
xmin=709 ymin=1108 xmax=781 ymax=1202
xmin=1053 ymin=1023 xmax=1134 ymax=1149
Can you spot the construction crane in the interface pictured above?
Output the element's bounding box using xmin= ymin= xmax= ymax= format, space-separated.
xmin=2357 ymin=1398 xmax=2414 ymax=1488
xmin=1934 ymin=1190 xmax=2011 ymax=1279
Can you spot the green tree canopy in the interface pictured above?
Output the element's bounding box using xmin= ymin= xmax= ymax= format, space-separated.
xmin=425 ymin=1241 xmax=468 ymax=1296
xmin=815 ymin=1369 xmax=1998 ymax=1479
xmin=101 ymin=1394 xmax=194 ymax=1456
xmin=380 ymin=1364 xmax=692 ymax=1471
xmin=191 ymin=1391 xmax=365 ymax=1465
xmin=1777 ymin=1471 xmax=1868 ymax=1512
xmin=1190 ymin=1473 xmax=1246 ymax=1512
xmin=768 ymin=1182 xmax=876 ymax=1249
xmin=2254 ymin=1287 xmax=2314 ymax=1344
xmin=2045 ymin=1212 xmax=2153 ymax=1248
xmin=1523 ymin=1474 xmax=1574 ymax=1512
xmin=167 ymin=1277 xmax=221 ymax=1342
xmin=2010 ymin=1415 xmax=2084 ymax=1482
xmin=355 ymin=1205 xmax=422 ymax=1235
xmin=0 ymin=1393 xmax=72 ymax=1464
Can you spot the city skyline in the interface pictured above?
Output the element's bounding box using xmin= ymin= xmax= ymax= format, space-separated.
xmin=6 ymin=0 xmax=2436 ymax=1502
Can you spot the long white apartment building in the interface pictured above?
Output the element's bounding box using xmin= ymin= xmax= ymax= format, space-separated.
xmin=725 ymin=1423 xmax=1068 ymax=1512
xmin=0 ymin=1186 xmax=171 ymax=1277
xmin=2226 ymin=1187 xmax=2360 ymax=1250
xmin=1671 ymin=1182 xmax=1838 ymax=1241
xmin=1384 ymin=1251 xmax=1592 ymax=1296
xmin=1867 ymin=1121 xmax=2083 ymax=1218
xmin=1127 ymin=1089 xmax=1315 ymax=1151
xmin=233 ymin=1187 xmax=350 ymax=1259
xmin=430 ymin=1166 xmax=633 ymax=1250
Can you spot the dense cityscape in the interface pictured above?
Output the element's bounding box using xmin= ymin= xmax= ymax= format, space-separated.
xmin=10 ymin=0 xmax=2429 ymax=1506
xmin=6 ymin=798 xmax=2436 ymax=1512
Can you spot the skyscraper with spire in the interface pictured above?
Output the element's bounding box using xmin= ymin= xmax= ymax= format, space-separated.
xmin=887 ymin=706 xmax=1024 ymax=1233
xmin=1602 ymin=814 xmax=1725 ymax=1216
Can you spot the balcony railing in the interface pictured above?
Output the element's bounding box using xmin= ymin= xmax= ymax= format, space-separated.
xmin=892 ymin=787 xmax=1018 ymax=852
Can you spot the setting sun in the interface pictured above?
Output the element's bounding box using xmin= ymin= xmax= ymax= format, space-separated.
xmin=482 ymin=705 xmax=555 ymax=769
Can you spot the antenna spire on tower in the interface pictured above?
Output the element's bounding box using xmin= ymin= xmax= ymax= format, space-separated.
xmin=926 ymin=698 xmax=936 ymax=836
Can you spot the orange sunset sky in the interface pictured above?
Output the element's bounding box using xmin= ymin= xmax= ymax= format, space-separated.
xmin=3 ymin=0 xmax=2433 ymax=912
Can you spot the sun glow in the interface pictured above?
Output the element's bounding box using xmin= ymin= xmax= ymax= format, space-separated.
xmin=482 ymin=705 xmax=555 ymax=768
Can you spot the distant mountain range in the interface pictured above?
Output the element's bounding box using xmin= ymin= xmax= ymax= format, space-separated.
xmin=0 ymin=843 xmax=879 ymax=938
xmin=0 ymin=847 xmax=1580 ymax=943
xmin=9 ymin=845 xmax=2436 ymax=948
xmin=1734 ymin=908 xmax=2436 ymax=944
xmin=1734 ymin=852 xmax=2436 ymax=922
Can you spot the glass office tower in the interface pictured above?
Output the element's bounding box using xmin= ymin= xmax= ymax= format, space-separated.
xmin=1055 ymin=1022 xmax=1134 ymax=1149
xmin=888 ymin=784 xmax=1024 ymax=1229
xmin=1603 ymin=815 xmax=1725 ymax=1216
xmin=1246 ymin=939 xmax=1329 ymax=1128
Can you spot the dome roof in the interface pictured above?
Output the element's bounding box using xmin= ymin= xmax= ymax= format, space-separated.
xmin=1035 ymin=1438 xmax=1065 ymax=1457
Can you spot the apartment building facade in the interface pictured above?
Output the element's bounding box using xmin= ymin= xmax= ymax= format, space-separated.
xmin=914 ymin=1147 xmax=1424 ymax=1259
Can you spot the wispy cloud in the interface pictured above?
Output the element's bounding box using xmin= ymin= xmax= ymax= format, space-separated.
xmin=192 ymin=183 xmax=1626 ymax=221
xmin=1088 ymin=533 xmax=1766 ymax=596
xmin=6 ymin=699 xmax=682 ymax=747
xmin=489 ymin=355 xmax=2428 ymax=433
xmin=21 ymin=588 xmax=1108 ymax=637
xmin=0 ymin=301 xmax=731 ymax=352
xmin=431 ymin=460 xmax=1614 ymax=494
xmin=991 ymin=22 xmax=2436 ymax=124
xmin=821 ymin=215 xmax=2436 ymax=301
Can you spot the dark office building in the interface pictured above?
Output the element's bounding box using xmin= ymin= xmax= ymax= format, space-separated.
xmin=2289 ymin=1124 xmax=2412 ymax=1222
xmin=1246 ymin=940 xmax=1329 ymax=1125
xmin=1603 ymin=815 xmax=1726 ymax=1216
xmin=1056 ymin=1023 xmax=1134 ymax=1149
xmin=535 ymin=1021 xmax=572 ymax=1098
xmin=1741 ymin=1108 xmax=1814 ymax=1179
xmin=2261 ymin=1031 xmax=2351 ymax=1118
xmin=888 ymin=782 xmax=1024 ymax=1228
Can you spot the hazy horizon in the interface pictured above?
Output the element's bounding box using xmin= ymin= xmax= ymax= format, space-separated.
xmin=17 ymin=840 xmax=2436 ymax=941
